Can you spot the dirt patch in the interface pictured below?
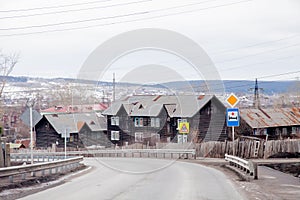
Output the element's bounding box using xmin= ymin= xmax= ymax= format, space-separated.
xmin=264 ymin=163 xmax=300 ymax=178
xmin=0 ymin=164 xmax=88 ymax=200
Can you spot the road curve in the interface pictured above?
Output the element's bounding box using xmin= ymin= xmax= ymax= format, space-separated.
xmin=20 ymin=158 xmax=244 ymax=200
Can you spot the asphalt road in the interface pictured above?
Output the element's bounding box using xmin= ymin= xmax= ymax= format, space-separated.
xmin=20 ymin=158 xmax=244 ymax=200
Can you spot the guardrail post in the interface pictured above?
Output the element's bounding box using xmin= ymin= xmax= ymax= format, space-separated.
xmin=253 ymin=163 xmax=258 ymax=180
xmin=9 ymin=175 xmax=13 ymax=183
xmin=22 ymin=173 xmax=26 ymax=180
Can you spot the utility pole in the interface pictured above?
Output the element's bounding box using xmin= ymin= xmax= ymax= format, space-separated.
xmin=113 ymin=73 xmax=116 ymax=102
xmin=249 ymin=78 xmax=263 ymax=108
xmin=26 ymin=100 xmax=34 ymax=165
xmin=102 ymin=90 xmax=105 ymax=104
xmin=296 ymin=77 xmax=300 ymax=107
xmin=30 ymin=105 xmax=33 ymax=164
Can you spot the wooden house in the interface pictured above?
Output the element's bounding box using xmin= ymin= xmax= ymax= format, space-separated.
xmin=35 ymin=112 xmax=110 ymax=148
xmin=103 ymin=95 xmax=227 ymax=146
xmin=238 ymin=107 xmax=300 ymax=139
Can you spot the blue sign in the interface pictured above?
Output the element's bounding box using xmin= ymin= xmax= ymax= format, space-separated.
xmin=226 ymin=108 xmax=240 ymax=127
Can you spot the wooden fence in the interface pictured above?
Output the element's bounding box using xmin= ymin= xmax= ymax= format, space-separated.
xmin=195 ymin=139 xmax=300 ymax=159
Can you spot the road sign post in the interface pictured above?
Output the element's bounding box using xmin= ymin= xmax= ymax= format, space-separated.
xmin=226 ymin=94 xmax=240 ymax=156
xmin=226 ymin=108 xmax=240 ymax=156
xmin=62 ymin=128 xmax=70 ymax=159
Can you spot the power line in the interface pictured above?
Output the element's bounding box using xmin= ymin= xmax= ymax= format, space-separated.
xmin=214 ymin=43 xmax=300 ymax=64
xmin=0 ymin=0 xmax=112 ymax=13
xmin=0 ymin=0 xmax=151 ymax=20
xmin=218 ymin=54 xmax=300 ymax=72
xmin=217 ymin=70 xmax=300 ymax=90
xmin=211 ymin=34 xmax=300 ymax=55
xmin=174 ymin=69 xmax=300 ymax=91
xmin=0 ymin=0 xmax=253 ymax=37
xmin=0 ymin=11 xmax=149 ymax=31
xmin=0 ymin=0 xmax=240 ymax=31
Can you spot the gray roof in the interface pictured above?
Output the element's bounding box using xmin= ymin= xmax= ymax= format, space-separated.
xmin=164 ymin=95 xmax=214 ymax=117
xmin=103 ymin=95 xmax=221 ymax=118
xmin=44 ymin=112 xmax=107 ymax=134
xmin=102 ymin=101 xmax=123 ymax=116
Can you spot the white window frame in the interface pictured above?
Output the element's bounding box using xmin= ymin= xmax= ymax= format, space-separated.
xmin=135 ymin=117 xmax=144 ymax=127
xmin=135 ymin=132 xmax=143 ymax=142
xmin=111 ymin=131 xmax=120 ymax=141
xmin=111 ymin=116 xmax=119 ymax=126
xmin=151 ymin=118 xmax=155 ymax=127
xmin=155 ymin=118 xmax=160 ymax=127
xmin=151 ymin=118 xmax=160 ymax=128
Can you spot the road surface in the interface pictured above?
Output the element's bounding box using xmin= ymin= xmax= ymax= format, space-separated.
xmin=20 ymin=158 xmax=244 ymax=200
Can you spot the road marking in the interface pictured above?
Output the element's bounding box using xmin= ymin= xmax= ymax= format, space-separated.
xmin=260 ymin=175 xmax=276 ymax=179
xmin=281 ymin=184 xmax=300 ymax=189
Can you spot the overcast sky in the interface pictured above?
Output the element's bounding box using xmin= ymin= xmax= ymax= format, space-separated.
xmin=0 ymin=0 xmax=300 ymax=83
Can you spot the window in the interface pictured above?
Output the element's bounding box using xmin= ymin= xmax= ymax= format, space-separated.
xmin=111 ymin=131 xmax=120 ymax=141
xmin=134 ymin=117 xmax=141 ymax=127
xmin=151 ymin=118 xmax=155 ymax=127
xmin=155 ymin=118 xmax=160 ymax=127
xmin=143 ymin=118 xmax=150 ymax=126
xmin=151 ymin=118 xmax=160 ymax=127
xmin=111 ymin=116 xmax=119 ymax=126
xmin=135 ymin=132 xmax=143 ymax=142
xmin=292 ymin=127 xmax=299 ymax=134
xmin=282 ymin=128 xmax=287 ymax=135
xmin=135 ymin=117 xmax=144 ymax=127
xmin=151 ymin=133 xmax=160 ymax=142
xmin=139 ymin=118 xmax=143 ymax=126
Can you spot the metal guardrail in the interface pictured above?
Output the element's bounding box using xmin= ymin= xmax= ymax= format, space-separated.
xmin=10 ymin=154 xmax=70 ymax=163
xmin=12 ymin=149 xmax=196 ymax=159
xmin=225 ymin=154 xmax=258 ymax=180
xmin=0 ymin=156 xmax=83 ymax=183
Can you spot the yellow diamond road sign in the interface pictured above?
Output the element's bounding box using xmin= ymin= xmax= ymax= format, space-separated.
xmin=226 ymin=93 xmax=239 ymax=108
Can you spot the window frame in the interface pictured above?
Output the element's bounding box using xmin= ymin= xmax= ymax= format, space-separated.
xmin=111 ymin=116 xmax=119 ymax=126
xmin=111 ymin=131 xmax=120 ymax=141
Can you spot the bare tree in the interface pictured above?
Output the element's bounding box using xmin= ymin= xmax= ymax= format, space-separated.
xmin=0 ymin=51 xmax=19 ymax=97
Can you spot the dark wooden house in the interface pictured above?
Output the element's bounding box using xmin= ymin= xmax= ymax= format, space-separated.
xmin=35 ymin=113 xmax=110 ymax=148
xmin=103 ymin=95 xmax=227 ymax=146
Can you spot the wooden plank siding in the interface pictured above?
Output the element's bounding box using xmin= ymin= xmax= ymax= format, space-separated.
xmin=105 ymin=96 xmax=228 ymax=145
xmin=35 ymin=116 xmax=82 ymax=148
xmin=35 ymin=115 xmax=110 ymax=148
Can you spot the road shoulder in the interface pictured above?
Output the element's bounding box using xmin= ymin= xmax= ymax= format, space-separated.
xmin=181 ymin=159 xmax=300 ymax=200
